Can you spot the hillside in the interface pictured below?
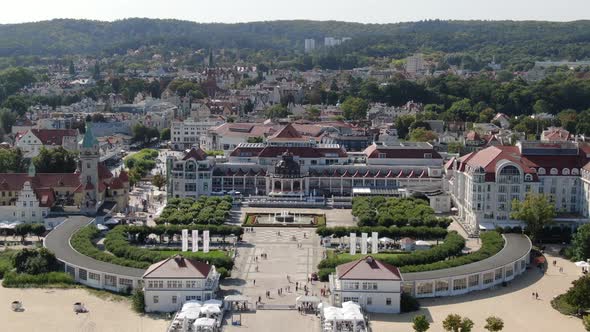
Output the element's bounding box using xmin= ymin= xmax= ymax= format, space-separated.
xmin=1 ymin=19 xmax=590 ymax=66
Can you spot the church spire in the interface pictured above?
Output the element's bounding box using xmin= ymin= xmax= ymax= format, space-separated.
xmin=82 ymin=122 xmax=98 ymax=148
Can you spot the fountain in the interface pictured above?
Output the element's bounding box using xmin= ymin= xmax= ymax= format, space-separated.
xmin=274 ymin=210 xmax=294 ymax=223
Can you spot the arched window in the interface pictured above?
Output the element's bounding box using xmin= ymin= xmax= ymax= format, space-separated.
xmin=563 ymin=168 xmax=570 ymax=175
xmin=572 ymin=168 xmax=580 ymax=175
xmin=550 ymin=168 xmax=558 ymax=175
xmin=525 ymin=174 xmax=533 ymax=182
xmin=538 ymin=168 xmax=546 ymax=175
xmin=499 ymin=165 xmax=520 ymax=176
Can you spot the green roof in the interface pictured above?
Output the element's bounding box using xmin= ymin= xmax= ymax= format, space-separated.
xmin=82 ymin=123 xmax=98 ymax=148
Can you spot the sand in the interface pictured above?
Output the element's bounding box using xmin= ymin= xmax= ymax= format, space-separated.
xmin=370 ymin=246 xmax=586 ymax=332
xmin=0 ymin=286 xmax=170 ymax=332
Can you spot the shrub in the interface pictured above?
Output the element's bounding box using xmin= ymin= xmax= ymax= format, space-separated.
xmin=318 ymin=268 xmax=334 ymax=282
xmin=2 ymin=271 xmax=74 ymax=288
xmin=316 ymin=225 xmax=448 ymax=240
xmin=352 ymin=197 xmax=451 ymax=228
xmin=12 ymin=248 xmax=59 ymax=274
xmin=217 ymin=267 xmax=230 ymax=279
xmin=401 ymin=293 xmax=420 ymax=313
xmin=131 ymin=288 xmax=146 ymax=313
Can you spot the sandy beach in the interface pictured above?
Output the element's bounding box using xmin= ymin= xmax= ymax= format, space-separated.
xmin=0 ymin=286 xmax=170 ymax=332
xmin=370 ymin=246 xmax=586 ymax=332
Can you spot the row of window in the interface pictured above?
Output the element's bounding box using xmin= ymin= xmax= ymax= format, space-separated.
xmin=147 ymin=280 xmax=205 ymax=289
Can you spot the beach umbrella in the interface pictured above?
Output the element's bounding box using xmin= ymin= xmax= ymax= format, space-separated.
xmin=575 ymin=261 xmax=590 ymax=268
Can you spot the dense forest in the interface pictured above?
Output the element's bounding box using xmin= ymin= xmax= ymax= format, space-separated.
xmin=1 ymin=19 xmax=590 ymax=69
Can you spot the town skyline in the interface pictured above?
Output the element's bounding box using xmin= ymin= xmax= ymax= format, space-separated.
xmin=2 ymin=0 xmax=590 ymax=24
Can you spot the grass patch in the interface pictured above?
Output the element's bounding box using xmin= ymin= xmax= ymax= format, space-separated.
xmin=84 ymin=287 xmax=130 ymax=302
xmin=2 ymin=271 xmax=75 ymax=288
xmin=551 ymin=294 xmax=579 ymax=316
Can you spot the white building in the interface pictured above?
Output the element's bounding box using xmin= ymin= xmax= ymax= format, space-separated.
xmin=405 ymin=54 xmax=426 ymax=76
xmin=15 ymin=129 xmax=80 ymax=158
xmin=143 ymin=255 xmax=220 ymax=313
xmin=329 ymin=256 xmax=402 ymax=314
xmin=304 ymin=39 xmax=316 ymax=53
xmin=171 ymin=119 xmax=224 ymax=150
xmin=446 ymin=141 xmax=590 ymax=234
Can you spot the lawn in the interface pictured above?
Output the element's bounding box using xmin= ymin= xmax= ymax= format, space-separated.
xmin=149 ymin=249 xmax=230 ymax=260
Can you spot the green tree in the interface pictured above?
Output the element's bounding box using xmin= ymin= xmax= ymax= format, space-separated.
xmin=30 ymin=224 xmax=46 ymax=242
xmin=92 ymin=62 xmax=101 ymax=80
xmin=14 ymin=223 xmax=31 ymax=243
xmin=510 ymin=193 xmax=556 ymax=243
xmin=484 ymin=316 xmax=504 ymax=332
xmin=151 ymin=174 xmax=166 ymax=190
xmin=564 ymin=275 xmax=590 ymax=311
xmin=304 ymin=107 xmax=321 ymax=121
xmin=572 ymin=224 xmax=590 ymax=261
xmin=160 ymin=128 xmax=171 ymax=141
xmin=2 ymin=95 xmax=28 ymax=116
xmin=33 ymin=147 xmax=77 ymax=173
xmin=442 ymin=314 xmax=474 ymax=332
xmin=395 ymin=115 xmax=416 ymax=139
xmin=413 ymin=314 xmax=430 ymax=332
xmin=409 ymin=128 xmax=438 ymax=142
xmin=265 ymin=104 xmax=289 ymax=119
xmin=247 ymin=136 xmax=263 ymax=143
xmin=447 ymin=142 xmax=463 ymax=154
xmin=68 ymin=61 xmax=76 ymax=76
xmin=479 ymin=107 xmax=496 ymax=123
xmin=0 ymin=108 xmax=16 ymax=135
xmin=341 ymin=96 xmax=369 ymax=120
xmin=443 ymin=99 xmax=473 ymax=122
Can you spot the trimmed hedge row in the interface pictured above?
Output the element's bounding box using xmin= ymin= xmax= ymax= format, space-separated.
xmin=2 ymin=271 xmax=75 ymax=288
xmin=156 ymin=196 xmax=233 ymax=225
xmin=316 ymin=225 xmax=448 ymax=240
xmin=352 ymin=197 xmax=451 ymax=228
xmin=399 ymin=231 xmax=504 ymax=273
xmin=318 ymin=231 xmax=465 ymax=269
xmin=71 ymin=226 xmax=149 ymax=269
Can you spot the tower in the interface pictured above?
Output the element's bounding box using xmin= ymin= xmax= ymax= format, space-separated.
xmin=79 ymin=123 xmax=100 ymax=215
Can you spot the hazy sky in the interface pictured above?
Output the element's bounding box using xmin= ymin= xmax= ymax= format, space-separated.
xmin=1 ymin=0 xmax=589 ymax=24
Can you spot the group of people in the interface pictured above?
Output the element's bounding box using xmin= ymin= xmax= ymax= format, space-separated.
xmin=552 ymin=260 xmax=565 ymax=273
xmin=297 ymin=302 xmax=317 ymax=315
xmin=244 ymin=227 xmax=255 ymax=233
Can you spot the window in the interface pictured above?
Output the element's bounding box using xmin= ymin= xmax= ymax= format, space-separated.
xmin=172 ymin=296 xmax=177 ymax=304
xmin=385 ymin=298 xmax=392 ymax=306
xmin=105 ymin=275 xmax=117 ymax=286
xmin=417 ymin=282 xmax=433 ymax=295
xmin=378 ymin=153 xmax=386 ymax=159
xmin=483 ymin=272 xmax=494 ymax=284
xmin=119 ymin=278 xmax=133 ymax=288
xmin=89 ymin=272 xmax=101 ymax=281
xmin=453 ymin=278 xmax=467 ymax=290
xmin=366 ymin=297 xmax=372 ymax=306
xmin=362 ymin=282 xmax=378 ymax=290
xmin=468 ymin=274 xmax=479 ymax=287
xmin=435 ymin=280 xmax=449 ymax=292
xmin=153 ymin=296 xmax=159 ymax=304
xmin=495 ymin=268 xmax=503 ymax=280
xmin=550 ymin=168 xmax=558 ymax=175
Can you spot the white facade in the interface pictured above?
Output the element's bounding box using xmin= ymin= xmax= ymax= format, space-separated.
xmin=0 ymin=181 xmax=49 ymax=223
xmin=447 ymin=141 xmax=590 ymax=234
xmin=171 ymin=119 xmax=223 ymax=150
xmin=304 ymin=39 xmax=316 ymax=53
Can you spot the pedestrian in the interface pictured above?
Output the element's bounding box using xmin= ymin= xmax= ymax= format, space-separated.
xmin=258 ymin=296 xmax=261 ymax=303
xmin=253 ymin=279 xmax=256 ymax=286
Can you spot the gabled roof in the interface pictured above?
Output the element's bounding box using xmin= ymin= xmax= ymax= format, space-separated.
xmin=27 ymin=129 xmax=78 ymax=146
xmin=143 ymin=255 xmax=212 ymax=279
xmin=183 ymin=147 xmax=208 ymax=161
xmin=268 ymin=123 xmax=306 ymax=141
xmin=336 ymin=256 xmax=402 ymax=281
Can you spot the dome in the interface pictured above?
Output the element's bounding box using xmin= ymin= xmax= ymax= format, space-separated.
xmin=274 ymin=152 xmax=300 ymax=178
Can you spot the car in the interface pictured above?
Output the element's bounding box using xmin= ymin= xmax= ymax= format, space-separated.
xmin=310 ymin=272 xmax=318 ymax=281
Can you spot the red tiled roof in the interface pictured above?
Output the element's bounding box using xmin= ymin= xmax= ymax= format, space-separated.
xmin=118 ymin=170 xmax=129 ymax=182
xmin=29 ymin=129 xmax=78 ymax=146
xmin=336 ymin=256 xmax=402 ymax=281
xmin=143 ymin=255 xmax=212 ymax=279
xmin=183 ymin=147 xmax=208 ymax=161
xmin=363 ymin=144 xmax=442 ymax=159
xmin=268 ymin=123 xmax=306 ymax=141
xmin=109 ymin=177 xmax=125 ymax=190
xmin=98 ymin=163 xmax=113 ymax=180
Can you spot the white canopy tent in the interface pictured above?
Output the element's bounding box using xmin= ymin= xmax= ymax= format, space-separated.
xmin=321 ymin=302 xmax=367 ymax=332
xmin=200 ymin=304 xmax=221 ymax=317
xmin=575 ymin=261 xmax=590 ymax=268
xmin=193 ymin=317 xmax=216 ymax=332
xmin=378 ymin=237 xmax=394 ymax=243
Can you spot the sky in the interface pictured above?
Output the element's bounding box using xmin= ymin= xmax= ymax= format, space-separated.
xmin=1 ymin=0 xmax=589 ymax=24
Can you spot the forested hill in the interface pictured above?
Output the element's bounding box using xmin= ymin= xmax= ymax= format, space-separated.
xmin=1 ymin=18 xmax=590 ymax=62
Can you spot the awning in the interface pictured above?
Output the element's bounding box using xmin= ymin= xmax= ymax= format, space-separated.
xmin=534 ymin=256 xmax=546 ymax=265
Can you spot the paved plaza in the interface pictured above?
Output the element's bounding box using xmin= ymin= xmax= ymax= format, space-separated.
xmin=222 ymin=227 xmax=325 ymax=332
xmin=237 ymin=207 xmax=356 ymax=227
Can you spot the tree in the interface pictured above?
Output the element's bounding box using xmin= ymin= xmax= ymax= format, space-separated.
xmin=30 ymin=224 xmax=46 ymax=242
xmin=395 ymin=115 xmax=416 ymax=139
xmin=442 ymin=314 xmax=474 ymax=332
xmin=583 ymin=315 xmax=590 ymax=332
xmin=484 ymin=316 xmax=504 ymax=332
xmin=12 ymin=247 xmax=58 ymax=274
xmin=33 ymin=147 xmax=77 ymax=173
xmin=510 ymin=193 xmax=556 ymax=242
xmin=68 ymin=61 xmax=76 ymax=76
xmin=265 ymin=104 xmax=289 ymax=119
xmin=160 ymin=128 xmax=171 ymax=141
xmin=247 ymin=136 xmax=263 ymax=143
xmin=304 ymin=107 xmax=321 ymax=121
xmin=152 ymin=174 xmax=166 ymax=190
xmin=447 ymin=142 xmax=463 ymax=154
xmin=132 ymin=124 xmax=159 ymax=143
xmin=564 ymin=275 xmax=590 ymax=311
xmin=341 ymin=96 xmax=369 ymax=120
xmin=91 ymin=113 xmax=106 ymax=122
xmin=14 ymin=223 xmax=31 ymax=243
xmin=572 ymin=224 xmax=590 ymax=261
xmin=0 ymin=108 xmax=16 ymax=135
xmin=413 ymin=314 xmax=430 ymax=332
xmin=409 ymin=128 xmax=438 ymax=142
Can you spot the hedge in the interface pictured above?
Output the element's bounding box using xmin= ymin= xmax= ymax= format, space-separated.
xmin=399 ymin=231 xmax=504 ymax=273
xmin=2 ymin=271 xmax=75 ymax=288
xmin=351 ymin=196 xmax=452 ymax=228
xmin=156 ymin=196 xmax=234 ymax=225
xmin=318 ymin=231 xmax=465 ymax=270
xmin=71 ymin=225 xmax=235 ymax=272
xmin=316 ymin=225 xmax=448 ymax=240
